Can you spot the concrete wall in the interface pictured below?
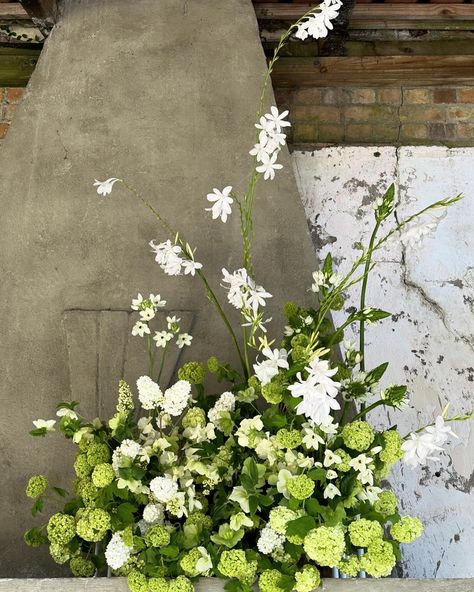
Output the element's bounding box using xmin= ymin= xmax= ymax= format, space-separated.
xmin=293 ymin=146 xmax=474 ymax=578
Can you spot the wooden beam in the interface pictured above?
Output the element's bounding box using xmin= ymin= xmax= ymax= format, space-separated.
xmin=0 ymin=45 xmax=40 ymax=85
xmin=255 ymin=4 xmax=474 ymax=30
xmin=271 ymin=55 xmax=474 ymax=87
xmin=0 ymin=3 xmax=29 ymax=19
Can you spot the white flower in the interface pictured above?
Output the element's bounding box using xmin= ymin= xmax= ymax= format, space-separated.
xmin=229 ymin=486 xmax=250 ymax=513
xmin=245 ymin=281 xmax=273 ymax=313
xmin=324 ymin=483 xmax=341 ymax=499
xmin=149 ymin=476 xmax=179 ymax=503
xmin=349 ymin=454 xmax=373 ymax=473
xmin=323 ymin=449 xmax=342 ymax=468
xmin=253 ymin=347 xmax=288 ymax=386
xmin=257 ymin=525 xmax=285 ymax=555
xmin=167 ymin=315 xmax=181 ymax=330
xmin=182 ymin=259 xmax=203 ymax=276
xmin=56 ymin=408 xmax=78 ymax=420
xmin=195 ymin=547 xmax=213 ymax=574
xmin=250 ymin=141 xmax=271 ymax=162
xmin=105 ymin=532 xmax=131 ymax=570
xmin=320 ymin=417 xmax=339 ymax=435
xmin=306 ymin=357 xmax=340 ymax=396
xmin=120 ymin=439 xmax=142 ymax=460
xmin=326 ymin=469 xmax=338 ymax=480
xmin=176 ymin=333 xmax=193 ymax=348
xmin=301 ymin=422 xmax=325 ymax=450
xmin=153 ymin=330 xmax=174 ymax=348
xmin=94 ymin=177 xmax=120 ymax=197
xmin=276 ymin=468 xmax=293 ymax=499
xmin=402 ymin=432 xmax=443 ymax=467
xmin=262 ymin=106 xmax=291 ymax=134
xmin=149 ymin=240 xmax=183 ymax=276
xmin=166 ymin=492 xmax=187 ymax=518
xmin=132 ymin=321 xmax=150 ymax=337
xmin=400 ymin=220 xmax=438 ymax=251
xmin=206 ymin=186 xmax=234 ymax=223
xmin=32 ymin=419 xmax=56 ymax=432
xmin=230 ymin=512 xmax=254 ymax=531
xmin=425 ymin=416 xmax=458 ymax=446
xmin=221 ymin=268 xmax=248 ymax=309
xmin=358 ymin=468 xmax=374 ymax=486
xmin=256 ymin=151 xmax=283 ymax=181
xmin=208 ymin=391 xmax=236 ymax=425
xmin=136 ymin=376 xmax=163 ymax=410
xmin=139 ymin=307 xmax=155 ymax=322
xmin=235 ymin=416 xmax=264 ymax=448
xmin=295 ymin=0 xmax=342 ymax=41
xmin=162 ymin=380 xmax=192 ymax=416
xmin=131 ymin=294 xmax=144 ymax=310
xmin=255 ymin=435 xmax=279 ymax=466
xmin=358 ymin=486 xmax=383 ymax=505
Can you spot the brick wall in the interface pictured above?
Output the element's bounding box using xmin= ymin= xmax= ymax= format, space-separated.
xmin=275 ymin=85 xmax=474 ymax=148
xmin=0 ymin=87 xmax=24 ymax=142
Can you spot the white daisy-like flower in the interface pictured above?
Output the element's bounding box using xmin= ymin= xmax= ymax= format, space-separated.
xmin=176 ymin=333 xmax=193 ymax=349
xmin=139 ymin=307 xmax=155 ymax=322
xmin=256 ymin=151 xmax=283 ymax=181
xmin=324 ymin=483 xmax=341 ymax=499
xmin=131 ymin=293 xmax=144 ymax=311
xmin=149 ymin=294 xmax=166 ymax=308
xmin=136 ymin=376 xmax=163 ymax=410
xmin=105 ymin=532 xmax=131 ymax=570
xmin=32 ymin=419 xmax=56 ymax=432
xmin=150 ymin=476 xmax=179 ymax=503
xmin=132 ymin=320 xmax=150 ymax=337
xmin=206 ymin=186 xmax=234 ymax=223
xmin=257 ymin=525 xmax=285 ymax=555
xmin=262 ymin=106 xmax=291 ymax=134
xmin=93 ymin=177 xmax=120 ymax=197
xmin=153 ymin=330 xmax=173 ymax=348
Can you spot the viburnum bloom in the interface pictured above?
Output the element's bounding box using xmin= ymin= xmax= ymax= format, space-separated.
xmin=93 ymin=177 xmax=120 ymax=196
xmin=253 ymin=347 xmax=289 ymax=386
xmin=162 ymin=380 xmax=192 ymax=416
xmin=149 ymin=476 xmax=179 ymax=503
xmin=206 ymin=186 xmax=234 ymax=223
xmin=136 ymin=376 xmax=163 ymax=410
xmin=256 ymin=151 xmax=283 ymax=181
xmin=105 ymin=532 xmax=131 ymax=570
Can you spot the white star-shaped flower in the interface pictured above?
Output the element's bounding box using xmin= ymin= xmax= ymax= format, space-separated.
xmin=256 ymin=151 xmax=283 ymax=181
xmin=93 ymin=177 xmax=120 ymax=196
xmin=206 ymin=186 xmax=234 ymax=223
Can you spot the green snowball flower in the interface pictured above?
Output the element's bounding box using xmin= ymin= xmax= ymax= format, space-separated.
xmin=76 ymin=508 xmax=111 ymax=542
xmin=269 ymin=506 xmax=298 ymax=535
xmin=374 ymin=491 xmax=398 ymax=517
xmin=338 ymin=556 xmax=360 ymax=578
xmin=149 ymin=578 xmax=169 ymax=592
xmin=180 ymin=548 xmax=202 ymax=577
xmin=26 ymin=475 xmax=48 ymax=498
xmin=79 ymin=478 xmax=99 ymax=507
xmin=284 ymin=301 xmax=299 ymax=320
xmin=259 ymin=569 xmax=286 ymax=592
xmin=341 ymin=421 xmax=375 ymax=452
xmin=207 ymin=356 xmax=220 ymax=374
xmin=74 ymin=453 xmax=92 ymax=478
xmin=178 ymin=361 xmax=205 ymax=385
xmin=276 ymin=429 xmax=302 ymax=450
xmin=379 ymin=430 xmax=404 ymax=475
xmin=47 ymin=513 xmax=76 ymax=546
xmin=333 ymin=449 xmax=351 ymax=472
xmin=261 ymin=381 xmax=283 ymax=405
xmin=128 ymin=569 xmax=148 ymax=592
xmin=391 ymin=516 xmax=423 ymax=543
xmin=91 ymin=463 xmax=115 ymax=488
xmin=291 ymin=346 xmax=307 ymax=363
xmin=217 ymin=550 xmax=257 ymax=585
xmin=168 ymin=576 xmax=194 ymax=592
xmin=185 ymin=511 xmax=213 ymax=531
xmin=294 ymin=565 xmax=321 ymax=592
xmin=49 ymin=543 xmax=71 ymax=565
xmin=145 ymin=524 xmax=171 ymax=548
xmin=348 ymin=519 xmax=383 ymax=547
xmin=304 ymin=526 xmax=346 ymax=567
xmin=117 ymin=379 xmax=134 ymax=413
xmin=86 ymin=442 xmax=110 ymax=467
xmin=182 ymin=408 xmax=206 ymax=429
xmin=287 ymin=475 xmax=315 ymax=500
xmin=360 ymin=539 xmax=396 ymax=578
xmin=70 ymin=556 xmax=95 ymax=577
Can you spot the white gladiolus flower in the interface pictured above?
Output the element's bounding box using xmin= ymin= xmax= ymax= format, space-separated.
xmin=253 ymin=347 xmax=289 ymax=386
xmin=182 ymin=259 xmax=203 ymax=276
xmin=153 ymin=330 xmax=174 ymax=348
xmin=400 ymin=220 xmax=438 ymax=251
xmin=295 ymin=0 xmax=342 ymax=41
xmin=149 ymin=476 xmax=179 ymax=503
xmin=105 ymin=532 xmax=131 ymax=570
xmin=56 ymin=408 xmax=78 ymax=420
xmin=162 ymin=380 xmax=192 ymax=416
xmin=245 ymin=281 xmax=273 ymax=313
xmin=256 ymin=151 xmax=283 ymax=181
xmin=257 ymin=525 xmax=285 ymax=555
xmin=426 ymin=415 xmax=458 ymax=446
xmin=402 ymin=431 xmax=443 ymax=467
xmin=94 ymin=177 xmax=120 ymax=196
xmin=33 ymin=419 xmax=56 ymax=432
xmin=176 ymin=333 xmax=193 ymax=348
xmin=136 ymin=376 xmax=163 ymax=410
xmin=132 ymin=321 xmax=150 ymax=337
xmin=221 ymin=268 xmax=248 ymax=309
xmin=206 ymin=186 xmax=234 ymax=223
xmin=120 ymin=439 xmax=142 ymax=460
xmin=149 ymin=239 xmax=184 ymax=276
xmin=324 ymin=483 xmax=341 ymax=499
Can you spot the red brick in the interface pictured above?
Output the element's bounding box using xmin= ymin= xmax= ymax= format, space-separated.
xmin=6 ymin=88 xmax=24 ymax=104
xmin=433 ymin=89 xmax=457 ymax=104
xmin=447 ymin=106 xmax=474 ymax=122
xmin=377 ymin=88 xmax=402 ymax=105
xmin=294 ymin=88 xmax=322 ymax=105
xmin=457 ymin=88 xmax=474 ymax=103
xmin=0 ymin=122 xmax=9 ymax=139
xmin=404 ymin=89 xmax=431 ymax=104
xmin=400 ymin=124 xmax=430 ymax=141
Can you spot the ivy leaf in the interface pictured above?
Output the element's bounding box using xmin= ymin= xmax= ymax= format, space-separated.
xmin=285 ymin=516 xmax=316 ymax=538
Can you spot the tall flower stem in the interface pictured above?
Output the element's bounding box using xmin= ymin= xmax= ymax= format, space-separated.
xmin=120 ymin=181 xmax=247 ymax=377
xmin=147 ymin=334 xmax=154 ymax=377
xmin=156 ymin=342 xmax=169 ymax=383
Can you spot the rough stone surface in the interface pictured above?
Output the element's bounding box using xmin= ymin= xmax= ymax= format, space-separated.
xmin=0 ymin=0 xmax=316 ymax=576
xmin=0 ymin=579 xmax=473 ymax=592
xmin=293 ymin=146 xmax=474 ymax=578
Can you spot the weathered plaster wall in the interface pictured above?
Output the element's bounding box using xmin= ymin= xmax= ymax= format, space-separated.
xmin=293 ymin=146 xmax=474 ymax=578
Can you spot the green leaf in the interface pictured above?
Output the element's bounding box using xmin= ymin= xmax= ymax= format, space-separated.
xmin=56 ymin=401 xmax=80 ymax=410
xmin=160 ymin=545 xmax=180 ymax=559
xmin=305 ymin=498 xmax=325 ymax=517
xmin=248 ymin=495 xmax=260 ymax=515
xmin=52 ymin=487 xmax=68 ymax=497
xmin=279 ymin=574 xmax=296 ymax=592
xmin=324 ymin=503 xmax=346 ymax=527
xmin=240 ymin=474 xmax=255 ymax=493
xmin=284 ymin=541 xmax=303 ymax=561
xmin=117 ymin=502 xmax=137 ymax=525
xmin=307 ymin=468 xmax=326 ymax=482
xmin=31 ymin=498 xmax=44 ymax=516
xmin=322 ymin=253 xmax=333 ymax=275
xmin=366 ymin=362 xmax=389 ymax=385
xmin=262 ymin=407 xmax=287 ymax=430
xmin=258 ymin=494 xmax=273 ymax=507
xmin=285 ymin=516 xmax=316 ymax=538
xmin=243 ymin=457 xmax=259 ymax=484
xmin=29 ymin=428 xmax=47 ymax=437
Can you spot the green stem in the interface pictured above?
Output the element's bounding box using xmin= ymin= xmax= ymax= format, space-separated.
xmin=242 ymin=326 xmax=251 ymax=377
xmin=352 ymin=400 xmax=385 ymax=422
xmin=147 ymin=333 xmax=154 ymax=377
xmin=157 ymin=342 xmax=169 ymax=383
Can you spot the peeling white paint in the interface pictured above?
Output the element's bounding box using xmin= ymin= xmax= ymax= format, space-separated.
xmin=292 ymin=146 xmax=474 ymax=578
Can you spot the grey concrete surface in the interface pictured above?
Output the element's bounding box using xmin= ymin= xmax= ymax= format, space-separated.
xmin=0 ymin=579 xmax=473 ymax=592
xmin=0 ymin=0 xmax=316 ymax=577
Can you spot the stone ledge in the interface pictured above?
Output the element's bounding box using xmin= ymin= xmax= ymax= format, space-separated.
xmin=0 ymin=579 xmax=473 ymax=592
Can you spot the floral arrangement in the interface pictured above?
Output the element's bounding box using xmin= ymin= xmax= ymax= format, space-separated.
xmin=25 ymin=3 xmax=472 ymax=592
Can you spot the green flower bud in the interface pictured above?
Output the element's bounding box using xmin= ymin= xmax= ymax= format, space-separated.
xmin=26 ymin=475 xmax=48 ymax=498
